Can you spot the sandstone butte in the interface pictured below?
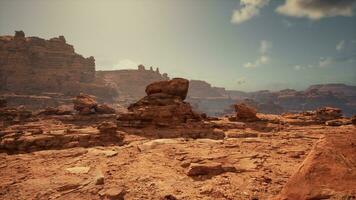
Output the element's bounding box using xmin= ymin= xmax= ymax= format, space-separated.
xmin=0 ymin=31 xmax=355 ymax=200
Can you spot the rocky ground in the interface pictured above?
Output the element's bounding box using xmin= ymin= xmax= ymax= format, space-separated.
xmin=0 ymin=78 xmax=355 ymax=200
xmin=0 ymin=118 xmax=355 ymax=200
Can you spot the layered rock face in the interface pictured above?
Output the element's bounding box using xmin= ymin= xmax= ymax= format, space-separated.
xmin=0 ymin=31 xmax=116 ymax=102
xmin=118 ymin=78 xmax=201 ymax=128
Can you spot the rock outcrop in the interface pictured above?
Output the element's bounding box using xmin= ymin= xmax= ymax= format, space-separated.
xmin=73 ymin=94 xmax=116 ymax=115
xmin=232 ymin=103 xmax=260 ymax=122
xmin=118 ymin=78 xmax=201 ymax=128
xmin=315 ymin=107 xmax=342 ymax=121
xmin=0 ymin=31 xmax=117 ymax=102
xmin=352 ymin=115 xmax=356 ymax=125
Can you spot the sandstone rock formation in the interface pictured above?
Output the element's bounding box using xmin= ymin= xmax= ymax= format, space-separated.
xmin=0 ymin=106 xmax=33 ymax=126
xmin=0 ymin=31 xmax=117 ymax=102
xmin=315 ymin=106 xmax=342 ymax=121
xmin=37 ymin=106 xmax=72 ymax=116
xmin=73 ymin=94 xmax=116 ymax=115
xmin=273 ymin=132 xmax=356 ymax=200
xmin=118 ymin=78 xmax=201 ymax=128
xmin=145 ymin=78 xmax=189 ymax=100
xmin=233 ymin=103 xmax=260 ymax=122
xmin=73 ymin=94 xmax=98 ymax=115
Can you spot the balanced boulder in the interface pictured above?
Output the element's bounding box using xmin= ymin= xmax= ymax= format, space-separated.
xmin=145 ymin=78 xmax=189 ymax=100
xmin=234 ymin=103 xmax=259 ymax=122
xmin=118 ymin=78 xmax=201 ymax=127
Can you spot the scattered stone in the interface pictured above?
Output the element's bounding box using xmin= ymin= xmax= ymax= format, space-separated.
xmin=100 ymin=187 xmax=126 ymax=200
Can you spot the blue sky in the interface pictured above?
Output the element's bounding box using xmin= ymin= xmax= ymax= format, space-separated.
xmin=1 ymin=0 xmax=355 ymax=91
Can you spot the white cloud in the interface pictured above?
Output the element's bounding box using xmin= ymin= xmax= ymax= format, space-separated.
xmin=244 ymin=40 xmax=272 ymax=68
xmin=319 ymin=57 xmax=333 ymax=67
xmin=276 ymin=0 xmax=356 ymax=20
xmin=318 ymin=54 xmax=356 ymax=67
xmin=231 ymin=0 xmax=270 ymax=24
xmin=114 ymin=59 xmax=141 ymax=69
xmin=294 ymin=65 xmax=302 ymax=70
xmin=336 ymin=40 xmax=345 ymax=51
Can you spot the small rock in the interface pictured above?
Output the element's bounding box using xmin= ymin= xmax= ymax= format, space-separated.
xmin=186 ymin=162 xmax=236 ymax=176
xmin=100 ymin=187 xmax=125 ymax=200
xmin=162 ymin=194 xmax=178 ymax=200
xmin=94 ymin=170 xmax=104 ymax=185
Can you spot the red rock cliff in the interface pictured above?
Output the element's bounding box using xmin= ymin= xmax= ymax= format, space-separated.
xmin=0 ymin=31 xmax=117 ymax=102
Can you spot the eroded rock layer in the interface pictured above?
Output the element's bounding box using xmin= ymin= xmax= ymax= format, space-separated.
xmin=0 ymin=31 xmax=116 ymax=102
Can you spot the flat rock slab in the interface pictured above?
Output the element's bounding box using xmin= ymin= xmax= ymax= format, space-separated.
xmin=65 ymin=166 xmax=90 ymax=174
xmin=186 ymin=162 xmax=236 ymax=176
xmin=225 ymin=130 xmax=258 ymax=138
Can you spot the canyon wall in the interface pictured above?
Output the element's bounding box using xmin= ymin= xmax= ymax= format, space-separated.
xmin=0 ymin=31 xmax=117 ymax=106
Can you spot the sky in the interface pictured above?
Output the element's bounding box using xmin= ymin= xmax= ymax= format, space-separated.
xmin=0 ymin=0 xmax=356 ymax=91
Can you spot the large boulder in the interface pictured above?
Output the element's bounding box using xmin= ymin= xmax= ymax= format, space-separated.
xmin=73 ymin=93 xmax=98 ymax=115
xmin=316 ymin=107 xmax=342 ymax=121
xmin=234 ymin=103 xmax=259 ymax=122
xmin=145 ymin=78 xmax=189 ymax=100
xmin=72 ymin=94 xmax=116 ymax=115
xmin=273 ymin=132 xmax=356 ymax=200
